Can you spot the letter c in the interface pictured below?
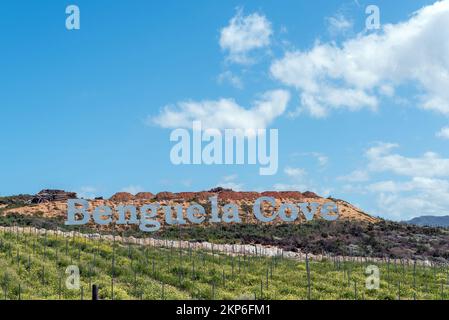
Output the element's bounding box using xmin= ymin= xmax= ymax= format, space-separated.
xmin=253 ymin=196 xmax=277 ymax=222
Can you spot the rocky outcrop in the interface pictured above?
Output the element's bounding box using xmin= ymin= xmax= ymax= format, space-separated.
xmin=31 ymin=190 xmax=77 ymax=204
xmin=145 ymin=189 xmax=320 ymax=201
xmin=172 ymin=192 xmax=199 ymax=201
xmin=154 ymin=192 xmax=176 ymax=200
xmin=109 ymin=192 xmax=134 ymax=202
xmin=218 ymin=191 xmax=261 ymax=201
xmin=134 ymin=192 xmax=155 ymax=200
xmin=302 ymin=191 xmax=319 ymax=198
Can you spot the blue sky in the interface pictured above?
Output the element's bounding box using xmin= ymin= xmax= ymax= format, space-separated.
xmin=1 ymin=0 xmax=449 ymax=221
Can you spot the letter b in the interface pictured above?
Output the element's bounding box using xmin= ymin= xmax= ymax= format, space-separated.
xmin=65 ymin=199 xmax=90 ymax=225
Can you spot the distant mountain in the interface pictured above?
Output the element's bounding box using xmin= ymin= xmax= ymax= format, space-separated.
xmin=406 ymin=216 xmax=449 ymax=227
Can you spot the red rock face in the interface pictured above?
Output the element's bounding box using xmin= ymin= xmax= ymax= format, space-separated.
xmin=195 ymin=192 xmax=215 ymax=201
xmin=134 ymin=192 xmax=155 ymax=200
xmin=302 ymin=191 xmax=319 ymax=198
xmin=173 ymin=192 xmax=198 ymax=201
xmin=260 ymin=191 xmax=300 ymax=200
xmin=170 ymin=192 xmax=215 ymax=201
xmin=259 ymin=191 xmax=319 ymax=200
xmin=110 ymin=189 xmax=320 ymax=202
xmin=218 ymin=191 xmax=261 ymax=201
xmin=109 ymin=192 xmax=135 ymax=202
xmin=154 ymin=192 xmax=176 ymax=200
xmin=260 ymin=191 xmax=280 ymax=198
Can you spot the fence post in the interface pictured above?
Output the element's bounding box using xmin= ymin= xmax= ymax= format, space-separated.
xmin=92 ymin=284 xmax=99 ymax=301
xmin=306 ymin=254 xmax=311 ymax=300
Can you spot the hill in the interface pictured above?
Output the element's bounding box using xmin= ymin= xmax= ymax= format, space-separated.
xmin=3 ymin=189 xmax=449 ymax=263
xmin=406 ymin=216 xmax=449 ymax=228
xmin=0 ymin=188 xmax=378 ymax=226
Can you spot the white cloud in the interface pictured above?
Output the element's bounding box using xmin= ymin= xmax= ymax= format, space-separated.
xmin=220 ymin=9 xmax=273 ymax=64
xmin=339 ymin=142 xmax=449 ymax=220
xmin=271 ymin=0 xmax=449 ymax=117
xmin=151 ymin=89 xmax=290 ymax=130
xmin=338 ymin=169 xmax=370 ymax=182
xmin=274 ymin=166 xmax=332 ymax=197
xmin=217 ymin=71 xmax=243 ymax=89
xmin=311 ymin=152 xmax=329 ymax=167
xmin=273 ymin=154 xmax=331 ymax=196
xmin=274 ymin=166 xmax=309 ymax=192
xmin=366 ymin=177 xmax=449 ymax=220
xmin=366 ymin=142 xmax=449 ymax=178
xmin=365 ymin=142 xmax=398 ymax=158
xmin=218 ymin=182 xmax=244 ymax=191
xmin=436 ymin=126 xmax=449 ymax=139
xmin=217 ymin=174 xmax=243 ymax=191
xmin=121 ymin=185 xmax=144 ymax=194
xmin=326 ymin=14 xmax=353 ymax=36
xmin=292 ymin=152 xmax=329 ymax=167
xmin=77 ymin=186 xmax=99 ymax=199
xmin=284 ymin=167 xmax=306 ymax=178
xmin=273 ymin=183 xmax=309 ymax=192
xmin=223 ymin=174 xmax=238 ymax=182
xmin=181 ymin=180 xmax=192 ymax=187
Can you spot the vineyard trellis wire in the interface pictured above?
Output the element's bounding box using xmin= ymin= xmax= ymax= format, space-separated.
xmin=0 ymin=226 xmax=448 ymax=300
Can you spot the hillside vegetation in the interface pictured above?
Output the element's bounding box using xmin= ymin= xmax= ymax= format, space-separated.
xmin=0 ymin=228 xmax=448 ymax=300
xmin=1 ymin=210 xmax=448 ymax=262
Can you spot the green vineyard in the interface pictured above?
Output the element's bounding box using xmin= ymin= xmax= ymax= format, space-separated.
xmin=0 ymin=228 xmax=448 ymax=300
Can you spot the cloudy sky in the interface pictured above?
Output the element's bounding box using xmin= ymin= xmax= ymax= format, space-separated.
xmin=1 ymin=0 xmax=449 ymax=221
